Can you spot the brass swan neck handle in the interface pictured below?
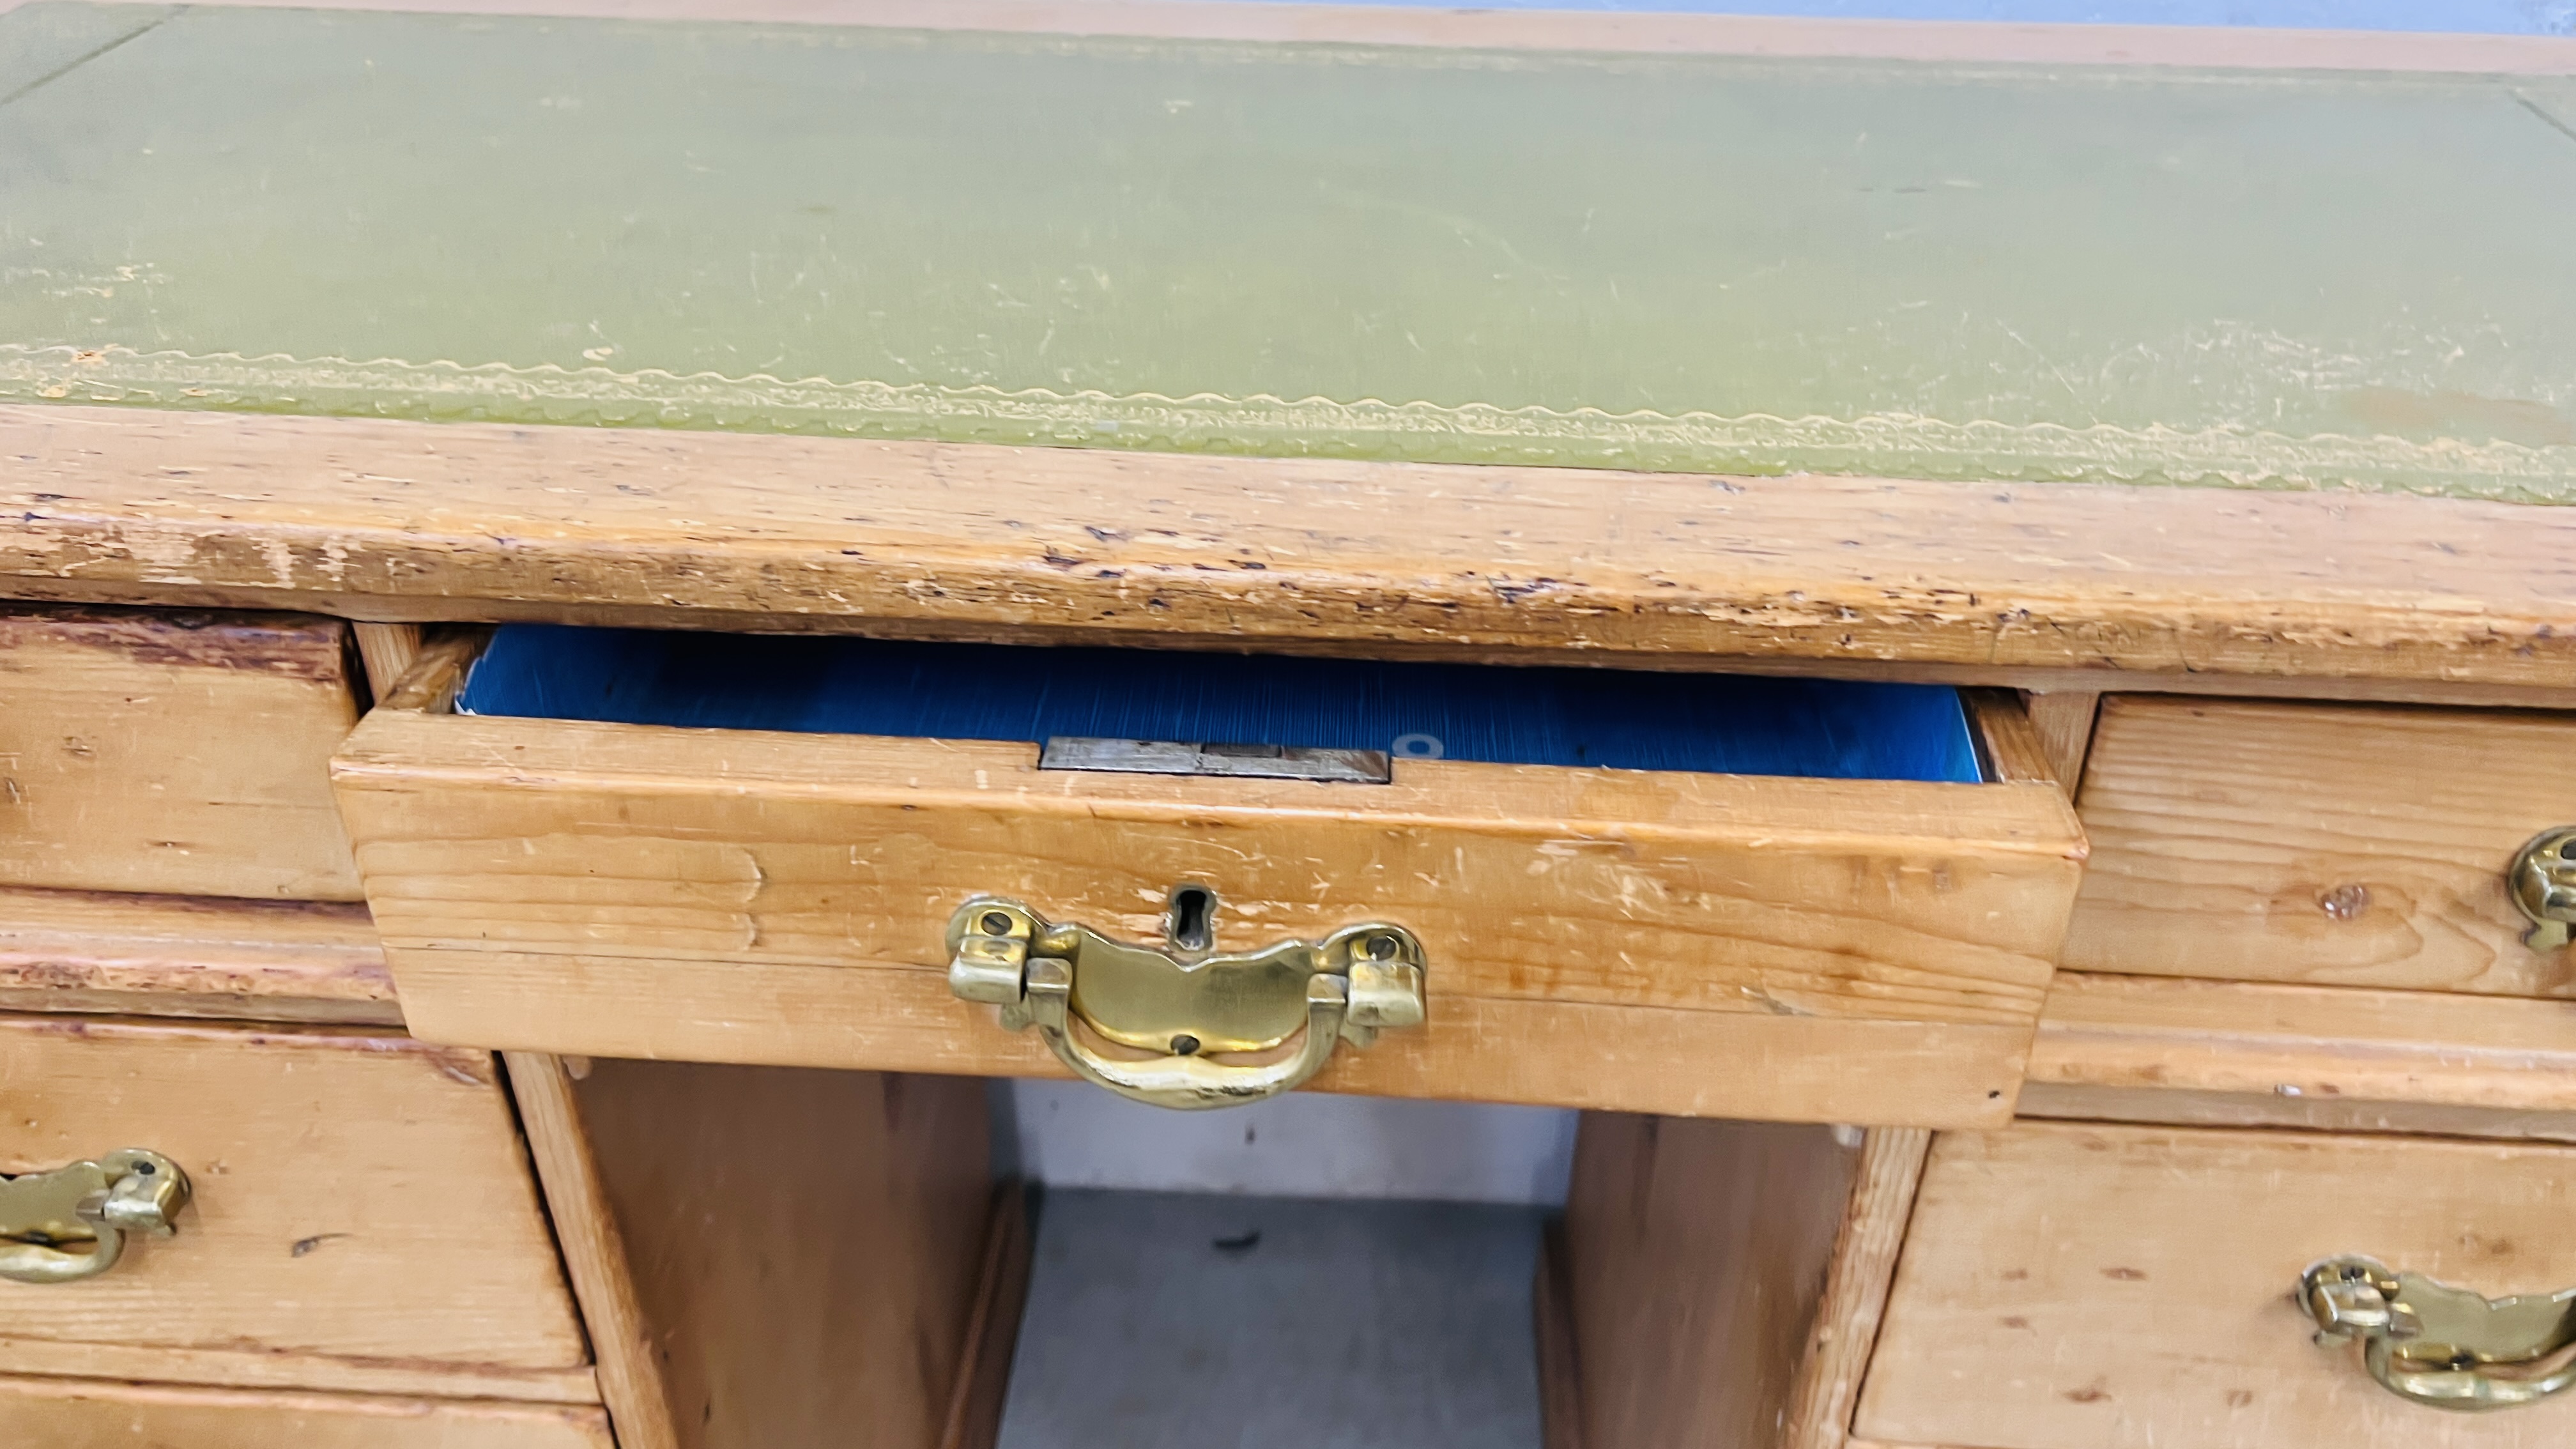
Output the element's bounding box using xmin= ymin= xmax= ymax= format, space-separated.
xmin=2303 ymin=1255 xmax=2576 ymax=1411
xmin=1 ymin=1149 xmax=192 ymax=1285
xmin=947 ymin=896 xmax=1425 ymax=1110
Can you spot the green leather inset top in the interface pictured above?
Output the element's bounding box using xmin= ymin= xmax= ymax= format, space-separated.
xmin=4 ymin=2 xmax=2573 ymax=499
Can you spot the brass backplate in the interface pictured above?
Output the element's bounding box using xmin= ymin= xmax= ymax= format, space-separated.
xmin=947 ymin=899 xmax=1425 ymax=1056
xmin=1065 ymin=928 xmax=1323 ymax=1054
xmin=0 ymin=1149 xmax=190 ymax=1285
xmin=2304 ymin=1255 xmax=2576 ymax=1411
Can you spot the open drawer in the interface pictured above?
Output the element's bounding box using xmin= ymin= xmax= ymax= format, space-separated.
xmin=330 ymin=627 xmax=2085 ymax=1128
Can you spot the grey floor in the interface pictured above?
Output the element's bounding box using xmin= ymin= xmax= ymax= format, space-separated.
xmin=993 ymin=1190 xmax=1547 ymax=1449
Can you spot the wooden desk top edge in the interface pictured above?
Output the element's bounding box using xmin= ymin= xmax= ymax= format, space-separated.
xmin=6 ymin=404 xmax=2572 ymax=705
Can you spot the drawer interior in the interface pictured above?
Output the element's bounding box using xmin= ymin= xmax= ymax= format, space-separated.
xmin=455 ymin=624 xmax=1986 ymax=782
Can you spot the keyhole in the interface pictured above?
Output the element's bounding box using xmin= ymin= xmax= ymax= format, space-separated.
xmin=1169 ymin=885 xmax=1216 ymax=953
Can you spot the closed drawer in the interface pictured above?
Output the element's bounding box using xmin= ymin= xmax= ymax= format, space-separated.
xmin=0 ymin=1376 xmax=611 ymax=1449
xmin=2064 ymin=697 xmax=2576 ymax=995
xmin=0 ymin=885 xmax=396 ymax=1026
xmin=0 ymin=604 xmax=364 ymax=901
xmin=1856 ymin=1123 xmax=2576 ymax=1448
xmin=0 ymin=1011 xmax=594 ymax=1403
xmin=330 ymin=627 xmax=2087 ymax=1128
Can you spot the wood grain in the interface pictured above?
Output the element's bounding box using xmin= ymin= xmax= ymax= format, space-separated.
xmin=2023 ymin=972 xmax=2576 ymax=1140
xmin=336 ymin=711 xmax=2079 ymax=1025
xmin=332 ymin=684 xmax=2076 ymax=1124
xmin=1782 ymin=1128 xmax=1933 ymax=1449
xmin=2015 ymin=1083 xmax=2576 ymax=1144
xmin=2031 ymin=973 xmax=2576 ymax=1114
xmin=335 ymin=671 xmax=2069 ymax=1122
xmin=12 ymin=407 xmax=2576 ymax=702
xmin=2066 ymin=697 xmax=2576 ymax=996
xmin=1961 ymin=690 xmax=2056 ymax=787
xmin=937 ymin=1183 xmax=1032 ymax=1449
xmin=504 ymin=1052 xmax=682 ymax=1449
xmin=0 ymin=602 xmax=364 ymax=900
xmin=0 ymin=1338 xmax=594 ymax=1406
xmin=2021 ymin=692 xmax=2101 ymax=793
xmin=351 ymin=621 xmax=425 ymax=704
xmin=0 ymin=1374 xmax=613 ymax=1449
xmin=379 ymin=626 xmax=488 ymax=714
xmin=0 ymin=886 xmax=394 ymax=1025
xmin=80 ymin=0 xmax=2576 ymax=73
xmin=1562 ymin=1114 xmax=1861 ymax=1449
xmin=569 ymin=1062 xmax=993 ymax=1449
xmin=368 ymin=947 xmax=2036 ymax=1126
xmin=1855 ymin=1124 xmax=2576 ymax=1449
xmin=0 ymin=1013 xmax=591 ymax=1387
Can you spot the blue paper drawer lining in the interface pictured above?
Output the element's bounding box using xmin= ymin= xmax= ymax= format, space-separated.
xmin=453 ymin=625 xmax=1984 ymax=784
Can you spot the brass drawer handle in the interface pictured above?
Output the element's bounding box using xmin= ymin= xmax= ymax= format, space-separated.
xmin=0 ymin=1149 xmax=192 ymax=1285
xmin=2303 ymin=1255 xmax=2576 ymax=1411
xmin=2512 ymin=826 xmax=2576 ymax=951
xmin=946 ymin=896 xmax=1426 ymax=1110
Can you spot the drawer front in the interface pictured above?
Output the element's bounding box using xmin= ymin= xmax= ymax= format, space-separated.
xmin=0 ymin=1376 xmax=611 ymax=1449
xmin=0 ymin=886 xmax=397 ymax=1026
xmin=330 ymin=643 xmax=2085 ymax=1128
xmin=2064 ymin=697 xmax=2576 ymax=996
xmin=1856 ymin=1123 xmax=2576 ymax=1448
xmin=0 ymin=605 xmax=364 ymax=901
xmin=0 ymin=1013 xmax=590 ymax=1390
